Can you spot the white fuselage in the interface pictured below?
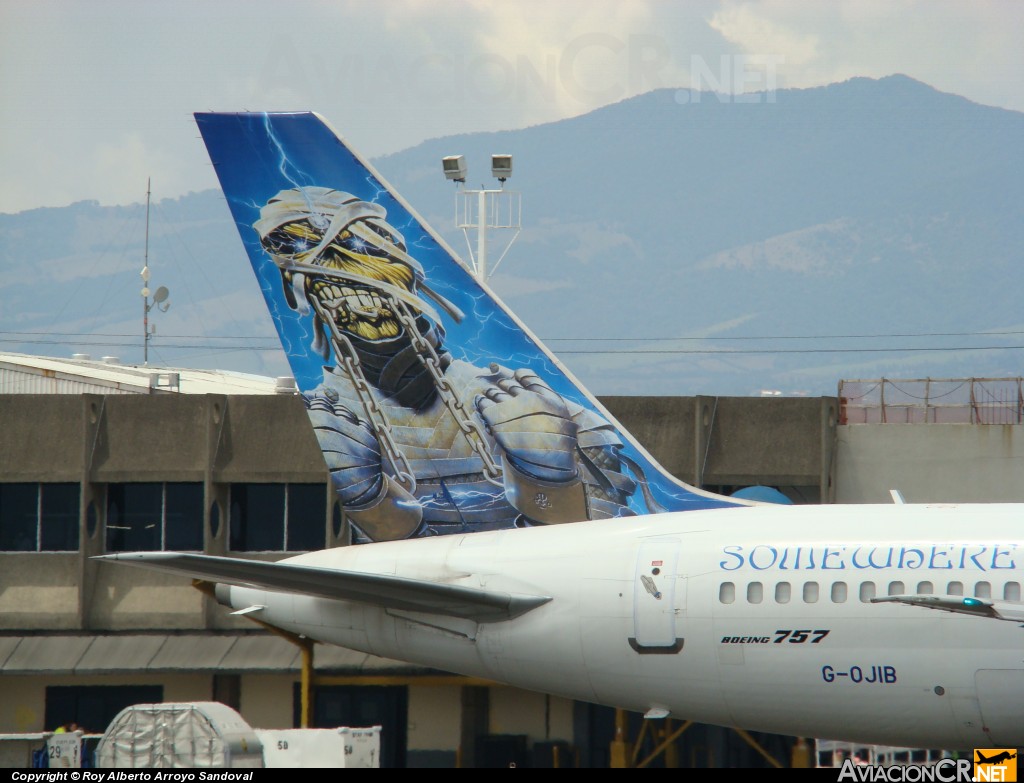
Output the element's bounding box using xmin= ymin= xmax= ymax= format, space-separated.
xmin=217 ymin=503 xmax=1024 ymax=750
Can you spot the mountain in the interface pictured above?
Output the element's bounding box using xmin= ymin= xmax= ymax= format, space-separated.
xmin=2 ymin=75 xmax=1022 ymax=395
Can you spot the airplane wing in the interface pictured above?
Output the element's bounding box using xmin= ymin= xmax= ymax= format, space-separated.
xmin=94 ymin=552 xmax=550 ymax=622
xmin=871 ymin=594 xmax=1024 ymax=622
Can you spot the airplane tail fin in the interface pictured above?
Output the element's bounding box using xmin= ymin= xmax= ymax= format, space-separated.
xmin=195 ymin=112 xmax=746 ymax=542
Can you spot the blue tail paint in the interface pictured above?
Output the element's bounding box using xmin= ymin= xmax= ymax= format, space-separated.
xmin=196 ymin=112 xmax=743 ymax=542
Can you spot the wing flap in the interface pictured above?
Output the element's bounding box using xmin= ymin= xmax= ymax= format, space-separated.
xmin=95 ymin=552 xmax=550 ymax=623
xmin=871 ymin=593 xmax=1024 ymax=622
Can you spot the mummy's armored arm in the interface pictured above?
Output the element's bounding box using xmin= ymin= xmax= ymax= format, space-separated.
xmin=573 ymin=406 xmax=640 ymax=519
xmin=475 ymin=368 xmax=587 ymax=524
xmin=305 ymin=393 xmax=423 ymax=541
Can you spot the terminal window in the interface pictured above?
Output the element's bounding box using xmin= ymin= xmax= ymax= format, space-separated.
xmin=106 ymin=482 xmax=203 ymax=552
xmin=0 ymin=482 xmax=79 ymax=551
xmin=229 ymin=482 xmax=326 ymax=552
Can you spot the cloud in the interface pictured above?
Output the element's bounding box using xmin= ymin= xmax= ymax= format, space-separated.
xmin=709 ymin=4 xmax=819 ymax=67
xmin=1 ymin=0 xmax=1021 ymax=213
xmin=703 ymin=1 xmax=1024 ymax=106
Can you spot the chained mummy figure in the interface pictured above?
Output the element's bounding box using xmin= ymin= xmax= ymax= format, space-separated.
xmin=255 ymin=187 xmax=643 ymax=542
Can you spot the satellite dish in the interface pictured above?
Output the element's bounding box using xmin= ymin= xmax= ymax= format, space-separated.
xmin=153 ymin=286 xmax=170 ymax=304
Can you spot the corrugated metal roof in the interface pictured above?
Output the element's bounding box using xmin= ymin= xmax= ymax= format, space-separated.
xmin=0 ymin=352 xmax=294 ymax=396
xmin=314 ymin=645 xmax=388 ymax=670
xmin=216 ymin=633 xmax=301 ymax=671
xmin=75 ymin=635 xmax=168 ymax=672
xmin=148 ymin=634 xmax=237 ymax=671
xmin=2 ymin=635 xmax=94 ymax=672
xmin=0 ymin=636 xmax=24 ymax=669
xmin=0 ymin=634 xmax=416 ymax=675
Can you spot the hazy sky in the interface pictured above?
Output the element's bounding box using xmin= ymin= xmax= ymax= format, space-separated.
xmin=2 ymin=0 xmax=1022 ymax=213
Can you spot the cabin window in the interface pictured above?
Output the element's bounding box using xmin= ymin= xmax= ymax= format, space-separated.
xmin=974 ymin=581 xmax=992 ymax=599
xmin=719 ymin=582 xmax=736 ymax=604
xmin=0 ymin=483 xmax=80 ymax=552
xmin=916 ymin=581 xmax=933 ymax=595
xmin=775 ymin=582 xmax=791 ymax=604
xmin=1005 ymin=582 xmax=1021 ymax=601
xmin=887 ymin=581 xmax=905 ymax=596
xmin=802 ymin=582 xmax=819 ymax=603
xmin=747 ymin=582 xmax=763 ymax=604
xmin=859 ymin=582 xmax=876 ymax=602
xmin=831 ymin=582 xmax=847 ymax=603
xmin=947 ymin=581 xmax=963 ymax=596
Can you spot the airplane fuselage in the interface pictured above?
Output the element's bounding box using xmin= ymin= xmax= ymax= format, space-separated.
xmin=215 ymin=503 xmax=1024 ymax=750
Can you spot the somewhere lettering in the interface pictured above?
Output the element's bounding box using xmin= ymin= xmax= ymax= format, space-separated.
xmin=719 ymin=544 xmax=1019 ymax=572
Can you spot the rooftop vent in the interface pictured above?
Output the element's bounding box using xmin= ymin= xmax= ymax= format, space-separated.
xmin=275 ymin=376 xmax=297 ymax=394
xmin=101 ymin=356 xmax=121 ymax=365
xmin=150 ymin=372 xmax=180 ymax=391
xmin=71 ymin=353 xmax=92 ymax=361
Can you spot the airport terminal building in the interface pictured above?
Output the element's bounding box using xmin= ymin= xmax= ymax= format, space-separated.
xmin=2 ymin=351 xmax=1022 ymax=767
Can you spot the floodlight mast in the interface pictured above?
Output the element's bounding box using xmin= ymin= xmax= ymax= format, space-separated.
xmin=442 ymin=154 xmax=521 ymax=283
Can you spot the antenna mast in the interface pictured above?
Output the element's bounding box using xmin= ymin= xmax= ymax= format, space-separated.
xmin=140 ymin=178 xmax=170 ymax=366
xmin=142 ymin=178 xmax=151 ymax=365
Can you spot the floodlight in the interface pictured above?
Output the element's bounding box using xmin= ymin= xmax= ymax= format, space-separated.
xmin=491 ymin=154 xmax=512 ymax=182
xmin=442 ymin=155 xmax=467 ymax=182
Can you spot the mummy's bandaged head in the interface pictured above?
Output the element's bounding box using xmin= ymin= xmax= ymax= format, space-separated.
xmin=254 ymin=187 xmax=428 ymax=346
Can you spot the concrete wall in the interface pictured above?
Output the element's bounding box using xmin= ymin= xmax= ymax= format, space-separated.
xmin=0 ymin=396 xmax=86 ymax=481
xmin=602 ymin=395 xmax=837 ymax=499
xmin=0 ymin=394 xmax=326 ymax=484
xmin=836 ymin=424 xmax=1024 ymax=503
xmin=0 ymin=555 xmax=79 ymax=630
xmin=87 ymin=567 xmax=204 ymax=630
xmin=0 ymin=391 xmax=835 ymax=495
xmin=0 ymin=393 xmax=836 ymax=634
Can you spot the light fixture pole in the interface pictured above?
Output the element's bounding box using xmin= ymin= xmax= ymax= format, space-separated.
xmin=476 ymin=188 xmax=488 ymax=280
xmin=442 ymin=155 xmax=520 ymax=283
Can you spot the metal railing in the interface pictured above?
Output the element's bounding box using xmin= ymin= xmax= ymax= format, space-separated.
xmin=838 ymin=378 xmax=1024 ymax=424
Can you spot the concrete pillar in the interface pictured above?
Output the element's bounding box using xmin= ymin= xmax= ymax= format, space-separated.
xmin=693 ymin=396 xmax=718 ymax=488
xmin=204 ymin=396 xmax=229 ymax=628
xmin=78 ymin=394 xmax=107 ymax=630
xmin=820 ymin=397 xmax=838 ymax=504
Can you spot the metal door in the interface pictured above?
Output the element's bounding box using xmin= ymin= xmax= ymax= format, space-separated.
xmin=630 ymin=539 xmax=684 ymax=654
